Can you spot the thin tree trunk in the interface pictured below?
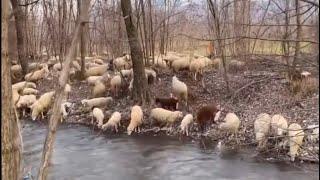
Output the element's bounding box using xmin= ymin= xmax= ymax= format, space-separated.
xmin=121 ymin=0 xmax=150 ymax=104
xmin=2 ymin=0 xmax=23 ymax=179
xmin=292 ymin=0 xmax=301 ymax=70
xmin=37 ymin=1 xmax=90 ymax=179
xmin=10 ymin=0 xmax=28 ymax=75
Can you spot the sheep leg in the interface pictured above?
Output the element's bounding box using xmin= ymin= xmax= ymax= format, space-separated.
xmin=186 ymin=127 xmax=189 ymax=136
xmin=22 ymin=109 xmax=26 ymax=117
xmin=114 ymin=125 xmax=118 ymax=133
xmin=41 ymin=112 xmax=44 ymax=119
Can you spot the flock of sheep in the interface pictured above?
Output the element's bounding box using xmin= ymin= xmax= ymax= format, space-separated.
xmin=10 ymin=51 xmax=318 ymax=162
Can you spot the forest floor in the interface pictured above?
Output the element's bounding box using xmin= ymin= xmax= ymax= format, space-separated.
xmin=24 ymin=54 xmax=319 ymax=164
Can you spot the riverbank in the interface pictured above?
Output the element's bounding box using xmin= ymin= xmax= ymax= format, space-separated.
xmin=25 ymin=55 xmax=319 ymax=164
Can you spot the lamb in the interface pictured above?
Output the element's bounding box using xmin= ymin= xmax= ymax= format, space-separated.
xmin=12 ymin=81 xmax=37 ymax=91
xmin=110 ymin=75 xmax=122 ymax=96
xmin=92 ymin=80 xmax=106 ymax=98
xmin=60 ymin=101 xmax=73 ymax=122
xmin=196 ymin=104 xmax=220 ymax=132
xmin=85 ymin=65 xmax=108 ymax=77
xmin=87 ymin=76 xmax=103 ymax=85
xmin=254 ymin=113 xmax=271 ymax=148
xmin=30 ymin=91 xmax=55 ymax=120
xmin=288 ymin=123 xmax=305 ymax=161
xmin=16 ymin=95 xmax=37 ymax=116
xmin=101 ymin=112 xmax=121 ymax=132
xmin=127 ymin=105 xmax=144 ymax=135
xmin=219 ymin=113 xmax=240 ymax=142
xmin=180 ymin=114 xmax=193 ymax=136
xmin=150 ymin=108 xmax=183 ymax=131
xmin=25 ymin=64 xmax=49 ymax=82
xmin=172 ymin=76 xmax=188 ymax=108
xmin=155 ymin=96 xmax=179 ymax=110
xmin=81 ymin=97 xmax=113 ymax=109
xmin=92 ymin=108 xmax=104 ymax=128
xmin=22 ymin=88 xmax=39 ymax=95
xmin=271 ymin=114 xmax=288 ymax=136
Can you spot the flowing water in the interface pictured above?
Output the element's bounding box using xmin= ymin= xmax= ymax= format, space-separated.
xmin=22 ymin=122 xmax=319 ymax=180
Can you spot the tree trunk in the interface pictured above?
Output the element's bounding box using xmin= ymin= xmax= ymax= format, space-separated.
xmin=10 ymin=0 xmax=28 ymax=75
xmin=2 ymin=0 xmax=23 ymax=179
xmin=37 ymin=1 xmax=90 ymax=180
xmin=78 ymin=0 xmax=89 ymax=79
xmin=121 ymin=0 xmax=150 ymax=104
xmin=292 ymin=0 xmax=301 ymax=70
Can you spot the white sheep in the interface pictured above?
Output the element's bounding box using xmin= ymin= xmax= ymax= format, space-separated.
xmin=219 ymin=113 xmax=240 ymax=142
xmin=93 ymin=58 xmax=104 ymax=65
xmin=171 ymin=59 xmax=190 ymax=72
xmin=72 ymin=61 xmax=81 ymax=71
xmin=172 ymin=76 xmax=188 ymax=108
xmin=117 ymin=69 xmax=133 ymax=78
xmin=180 ymin=114 xmax=193 ymax=136
xmin=101 ymin=112 xmax=121 ymax=132
xmin=25 ymin=64 xmax=49 ymax=82
xmin=128 ymin=78 xmax=133 ymax=92
xmin=150 ymin=108 xmax=183 ymax=132
xmin=81 ymin=97 xmax=113 ymax=109
xmin=11 ymin=64 xmax=22 ymax=74
xmin=12 ymin=81 xmax=37 ymax=91
xmin=53 ymin=63 xmax=62 ymax=71
xmin=288 ymin=123 xmax=305 ymax=161
xmin=92 ymin=80 xmax=106 ymax=98
xmin=30 ymin=91 xmax=55 ymax=120
xmin=189 ymin=58 xmax=206 ymax=80
xmin=16 ymin=95 xmax=37 ymax=116
xmin=254 ymin=113 xmax=271 ymax=148
xmin=271 ymin=114 xmax=288 ymax=136
xmin=308 ymin=125 xmax=319 ymax=143
xmin=86 ymin=76 xmax=103 ymax=85
xmin=92 ymin=108 xmax=104 ymax=128
xmin=60 ymin=101 xmax=73 ymax=122
xmin=28 ymin=62 xmax=43 ymax=72
xmin=127 ymin=105 xmax=144 ymax=135
xmin=22 ymin=88 xmax=39 ymax=95
xmin=85 ymin=65 xmax=108 ymax=77
xmin=113 ymin=57 xmax=131 ymax=70
xmin=301 ymin=71 xmax=311 ymax=78
xmin=110 ymin=75 xmax=122 ymax=96
xmin=212 ymin=58 xmax=222 ymax=69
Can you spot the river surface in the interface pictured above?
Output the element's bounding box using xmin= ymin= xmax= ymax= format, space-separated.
xmin=22 ymin=122 xmax=319 ymax=180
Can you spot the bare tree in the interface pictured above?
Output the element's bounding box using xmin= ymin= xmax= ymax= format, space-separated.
xmin=2 ymin=0 xmax=23 ymax=179
xmin=10 ymin=0 xmax=29 ymax=75
xmin=121 ymin=0 xmax=150 ymax=104
xmin=37 ymin=1 xmax=91 ymax=180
